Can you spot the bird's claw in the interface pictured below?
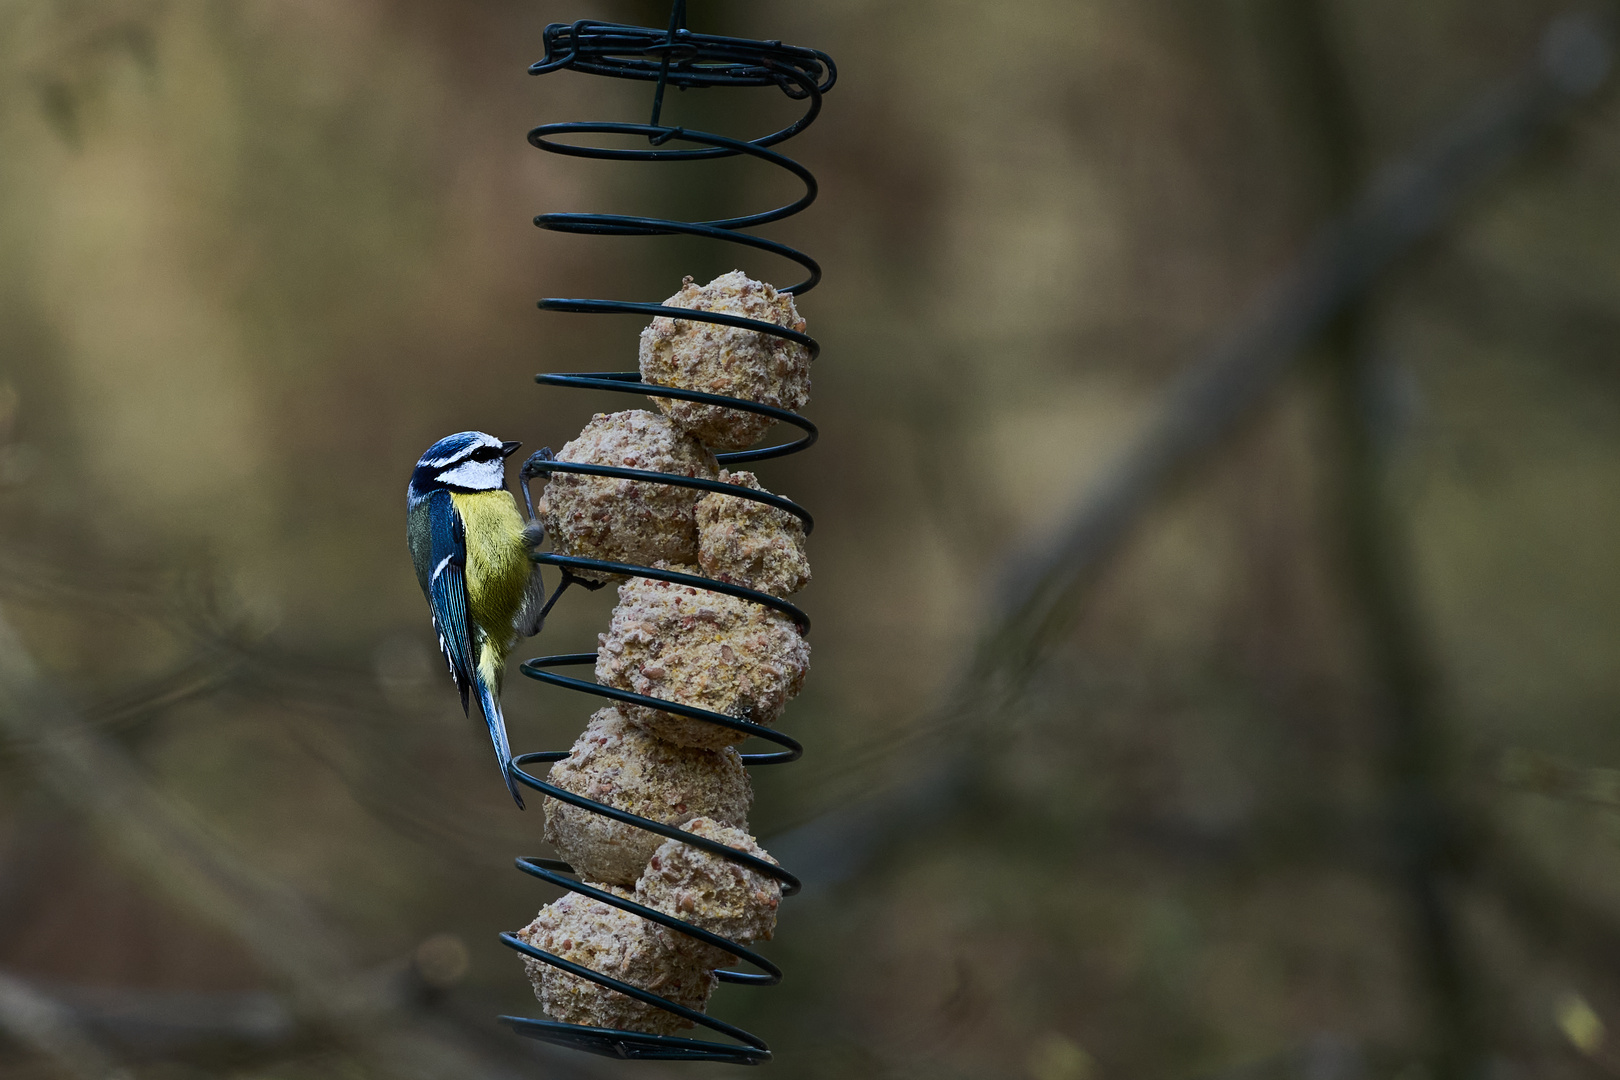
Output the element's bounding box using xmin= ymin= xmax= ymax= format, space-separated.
xmin=561 ymin=568 xmax=608 ymax=593
xmin=519 ymin=447 xmax=556 ymax=482
xmin=519 ymin=447 xmax=556 ymax=521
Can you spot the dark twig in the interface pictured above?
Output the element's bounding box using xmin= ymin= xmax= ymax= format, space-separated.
xmin=1274 ymin=0 xmax=1480 ymax=1070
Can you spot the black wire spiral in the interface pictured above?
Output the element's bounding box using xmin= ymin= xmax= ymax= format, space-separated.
xmin=495 ymin=3 xmax=833 ymax=1065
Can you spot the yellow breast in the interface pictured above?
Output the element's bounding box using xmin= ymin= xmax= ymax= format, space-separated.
xmin=450 ymin=490 xmax=531 ymax=651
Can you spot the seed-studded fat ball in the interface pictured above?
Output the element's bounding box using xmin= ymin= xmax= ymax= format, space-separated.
xmin=538 ymin=411 xmax=718 ymax=582
xmin=636 ymin=818 xmax=782 ymax=969
xmin=596 ymin=569 xmax=810 ymax=750
xmin=696 ymin=470 xmax=811 ymax=598
xmin=515 ymin=888 xmax=716 ymax=1035
xmin=639 ymin=271 xmax=811 ymax=452
xmin=544 ymin=706 xmax=753 ymax=886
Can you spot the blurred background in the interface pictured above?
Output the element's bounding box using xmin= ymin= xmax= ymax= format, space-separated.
xmin=2 ymin=1 xmax=1620 ymax=1078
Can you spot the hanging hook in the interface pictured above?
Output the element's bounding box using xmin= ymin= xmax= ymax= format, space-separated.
xmin=647 ymin=0 xmax=689 ymax=132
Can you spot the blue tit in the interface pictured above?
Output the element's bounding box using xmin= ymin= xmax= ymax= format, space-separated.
xmin=407 ymin=431 xmax=547 ymax=807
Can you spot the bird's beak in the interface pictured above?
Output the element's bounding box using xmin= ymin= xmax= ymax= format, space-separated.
xmin=501 ymin=441 xmax=522 ymax=458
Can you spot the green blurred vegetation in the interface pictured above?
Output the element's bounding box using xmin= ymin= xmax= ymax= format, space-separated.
xmin=2 ymin=1 xmax=1620 ymax=1078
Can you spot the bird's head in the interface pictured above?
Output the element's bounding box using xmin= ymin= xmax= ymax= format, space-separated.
xmin=408 ymin=431 xmax=522 ymax=503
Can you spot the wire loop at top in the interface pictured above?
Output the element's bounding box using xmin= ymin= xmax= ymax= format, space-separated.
xmin=532 ymin=20 xmax=836 ymax=99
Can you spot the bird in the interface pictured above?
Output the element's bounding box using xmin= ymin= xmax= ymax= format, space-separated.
xmin=407 ymin=431 xmax=546 ymax=808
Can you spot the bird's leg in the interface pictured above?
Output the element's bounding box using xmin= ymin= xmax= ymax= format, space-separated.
xmin=537 ymin=577 xmax=574 ymax=622
xmin=536 ymin=569 xmax=606 ymax=624
xmin=518 ymin=447 xmax=555 ymax=522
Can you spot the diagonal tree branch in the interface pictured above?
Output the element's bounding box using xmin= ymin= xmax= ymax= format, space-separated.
xmin=0 ymin=602 xmax=630 ymax=1080
xmin=772 ymin=10 xmax=1617 ymax=892
xmin=0 ymin=972 xmax=130 ymax=1080
xmin=0 ymin=606 xmax=361 ymax=1021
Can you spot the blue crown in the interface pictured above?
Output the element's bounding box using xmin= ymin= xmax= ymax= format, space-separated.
xmin=416 ymin=431 xmax=487 ymax=469
xmin=409 ymin=430 xmax=499 ymax=503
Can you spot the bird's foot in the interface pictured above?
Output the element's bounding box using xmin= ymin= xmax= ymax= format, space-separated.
xmin=519 ymin=447 xmax=556 ymax=482
xmin=561 ymin=568 xmax=608 ymax=593
xmin=519 ymin=447 xmax=555 ymax=521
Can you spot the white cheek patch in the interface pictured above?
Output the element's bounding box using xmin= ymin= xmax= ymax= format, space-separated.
xmin=437 ymin=459 xmax=504 ymax=490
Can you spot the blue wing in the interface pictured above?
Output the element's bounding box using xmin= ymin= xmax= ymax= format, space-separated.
xmin=427 ymin=489 xmax=526 ymax=809
xmin=424 ymin=489 xmax=475 ymax=715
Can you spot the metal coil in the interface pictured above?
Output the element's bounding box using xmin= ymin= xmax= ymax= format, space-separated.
xmin=495 ymin=2 xmax=833 ymax=1065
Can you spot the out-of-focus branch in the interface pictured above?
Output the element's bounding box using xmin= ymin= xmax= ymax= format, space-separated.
xmin=1497 ymin=747 xmax=1620 ymax=809
xmin=986 ymin=9 xmax=1612 ymax=676
xmin=1275 ymin=0 xmax=1480 ymax=1071
xmin=0 ymin=605 xmax=360 ymax=1021
xmin=772 ymin=10 xmax=1616 ymax=892
xmin=0 ymin=602 xmax=621 ymax=1080
xmin=31 ymin=978 xmax=295 ymax=1052
xmin=0 ymin=971 xmax=129 ymax=1080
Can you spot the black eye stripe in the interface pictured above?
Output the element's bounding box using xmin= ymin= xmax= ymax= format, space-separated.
xmin=446 ymin=447 xmax=496 ymax=466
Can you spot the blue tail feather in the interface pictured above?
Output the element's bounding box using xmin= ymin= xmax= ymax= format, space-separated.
xmin=474 ymin=674 xmax=524 ymax=809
